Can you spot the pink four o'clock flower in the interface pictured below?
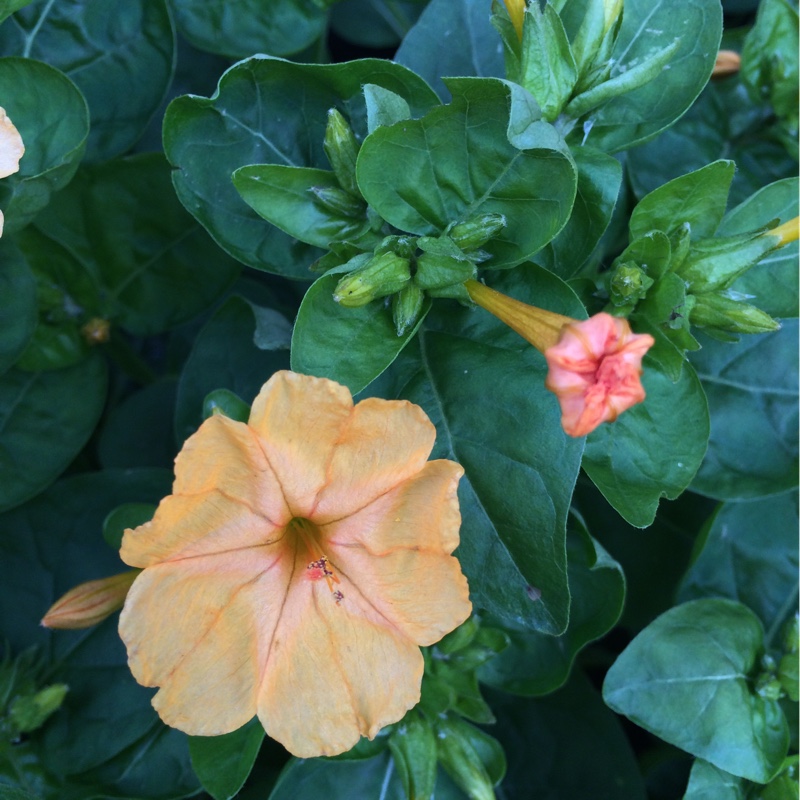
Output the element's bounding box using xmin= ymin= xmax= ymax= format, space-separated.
xmin=0 ymin=106 xmax=24 ymax=237
xmin=464 ymin=279 xmax=654 ymax=437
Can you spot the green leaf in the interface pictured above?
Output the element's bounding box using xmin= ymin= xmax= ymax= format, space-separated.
xmin=690 ymin=323 xmax=798 ymax=500
xmin=479 ymin=514 xmax=625 ymax=695
xmin=357 ymin=77 xmax=577 ymax=268
xmin=291 ymin=273 xmax=429 ymax=395
xmin=582 ymin=357 xmax=710 ymax=528
xmin=0 ymin=356 xmax=107 ymax=513
xmin=34 ymin=154 xmax=242 ymax=336
xmin=233 ymin=165 xmax=370 ymax=249
xmin=102 ymin=503 xmax=157 ymax=551
xmin=163 ymin=56 xmax=439 ymax=278
xmin=0 ymin=0 xmax=32 ymax=23
xmin=372 ymin=265 xmax=585 ymax=633
xmin=189 ymin=719 xmax=265 ymax=800
xmin=0 ymin=239 xmax=36 ymax=374
xmin=487 ymin=673 xmax=647 ymax=799
xmin=0 ymin=470 xmax=198 ymax=799
xmin=0 ymin=0 xmax=175 ymax=161
xmin=202 ymin=389 xmax=251 ymax=423
xmin=684 ymin=759 xmax=747 ymax=800
xmin=395 ymin=0 xmax=504 ymax=101
xmin=363 ymin=84 xmax=411 ymax=133
xmin=603 ymin=598 xmax=789 ymax=783
xmin=0 ymin=57 xmax=88 ymax=235
xmin=175 ymin=296 xmax=288 ymax=444
xmin=718 ymin=178 xmax=799 ymax=319
xmin=678 ymin=493 xmax=799 ymax=638
xmin=536 ymin=144 xmax=622 ymax=278
xmin=97 ymin=379 xmax=179 ymax=470
xmin=171 ymin=0 xmax=326 ymax=59
xmin=629 ymin=161 xmax=736 ymax=241
xmin=578 ymin=0 xmax=723 ymax=153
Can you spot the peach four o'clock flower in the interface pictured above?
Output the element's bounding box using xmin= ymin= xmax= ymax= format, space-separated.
xmin=0 ymin=106 xmax=24 ymax=237
xmin=464 ymin=279 xmax=654 ymax=437
xmin=118 ymin=371 xmax=471 ymax=758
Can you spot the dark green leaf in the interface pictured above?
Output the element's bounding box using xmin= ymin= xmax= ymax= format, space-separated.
xmin=163 ymin=56 xmax=439 ymax=278
xmin=372 ymin=265 xmax=585 ymax=633
xmin=690 ymin=323 xmax=798 ymax=500
xmin=536 ymin=144 xmax=622 ymax=278
xmin=629 ymin=161 xmax=735 ymax=241
xmin=175 ymin=296 xmax=288 ymax=444
xmin=626 ymin=79 xmax=798 ymax=210
xmin=34 ymin=154 xmax=242 ymax=336
xmin=0 ymin=470 xmax=198 ymax=799
xmin=582 ymin=357 xmax=710 ymax=528
xmin=0 ymin=0 xmax=32 ymax=22
xmin=0 ymin=356 xmax=107 ymax=513
xmin=0 ymin=239 xmax=36 ymax=374
xmin=189 ymin=719 xmax=265 ymax=800
xmin=489 ymin=673 xmax=647 ymax=800
xmin=718 ymin=178 xmax=799 ymax=319
xmin=0 ymin=57 xmax=88 ymax=234
xmin=479 ymin=515 xmax=625 ymax=695
xmin=357 ymin=78 xmax=577 ymax=268
xmin=395 ymin=0 xmax=504 ymax=101
xmin=330 ymin=0 xmax=424 ymax=50
xmin=678 ymin=493 xmax=799 ymax=639
xmin=268 ymin=752 xmax=467 ymax=799
xmin=97 ymin=379 xmax=179 ymax=470
xmin=578 ymin=0 xmax=723 ymax=153
xmin=291 ymin=273 xmax=429 ymax=395
xmin=171 ymin=0 xmax=326 ymax=59
xmin=102 ymin=503 xmax=157 ymax=551
xmin=603 ymin=598 xmax=789 ymax=783
xmin=0 ymin=0 xmax=175 ymax=161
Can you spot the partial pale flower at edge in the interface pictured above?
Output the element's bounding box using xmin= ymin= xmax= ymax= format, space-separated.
xmin=464 ymin=279 xmax=654 ymax=437
xmin=0 ymin=106 xmax=24 ymax=237
xmin=115 ymin=371 xmax=472 ymax=758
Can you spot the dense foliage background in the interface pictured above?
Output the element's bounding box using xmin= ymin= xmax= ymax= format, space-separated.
xmin=0 ymin=0 xmax=797 ymax=798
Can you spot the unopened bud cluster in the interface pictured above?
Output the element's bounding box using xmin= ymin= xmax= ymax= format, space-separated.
xmin=331 ymin=213 xmax=508 ymax=336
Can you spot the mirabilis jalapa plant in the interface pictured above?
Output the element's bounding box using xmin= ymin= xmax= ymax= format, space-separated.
xmin=0 ymin=0 xmax=797 ymax=797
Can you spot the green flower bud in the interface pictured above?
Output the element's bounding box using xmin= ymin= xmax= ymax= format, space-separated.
xmin=10 ymin=684 xmax=68 ymax=734
xmin=689 ymin=291 xmax=780 ymax=335
xmin=755 ymin=673 xmax=783 ymax=701
xmin=609 ymin=262 xmax=654 ymax=307
xmin=333 ymin=252 xmax=411 ymax=307
xmin=323 ymin=108 xmax=360 ymax=198
xmin=375 ymin=234 xmax=418 ymax=259
xmin=676 ymin=229 xmax=778 ymax=293
xmin=435 ymin=717 xmax=501 ymax=800
xmin=388 ymin=713 xmax=438 ymax=800
xmin=392 ymin=284 xmax=425 ymax=337
xmin=448 ymin=213 xmax=507 ymax=252
xmin=309 ymin=185 xmax=366 ymax=219
xmin=415 ymin=252 xmax=476 ymax=291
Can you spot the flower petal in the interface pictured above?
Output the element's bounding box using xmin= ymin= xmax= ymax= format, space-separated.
xmin=322 ymin=460 xmax=471 ymax=645
xmin=248 ymin=371 xmax=354 ymax=517
xmin=119 ymin=547 xmax=290 ymax=736
xmin=256 ymin=572 xmax=424 ymax=758
xmin=120 ymin=491 xmax=283 ymax=568
xmin=312 ymin=397 xmax=436 ymax=522
xmin=0 ymin=107 xmax=24 ymax=179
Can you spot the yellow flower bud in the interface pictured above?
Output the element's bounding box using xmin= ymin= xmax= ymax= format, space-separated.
xmin=41 ymin=570 xmax=140 ymax=630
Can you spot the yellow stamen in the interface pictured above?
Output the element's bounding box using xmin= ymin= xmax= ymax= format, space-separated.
xmin=503 ymin=0 xmax=525 ymax=41
xmin=769 ymin=216 xmax=799 ymax=247
xmin=465 ymin=279 xmax=573 ymax=353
